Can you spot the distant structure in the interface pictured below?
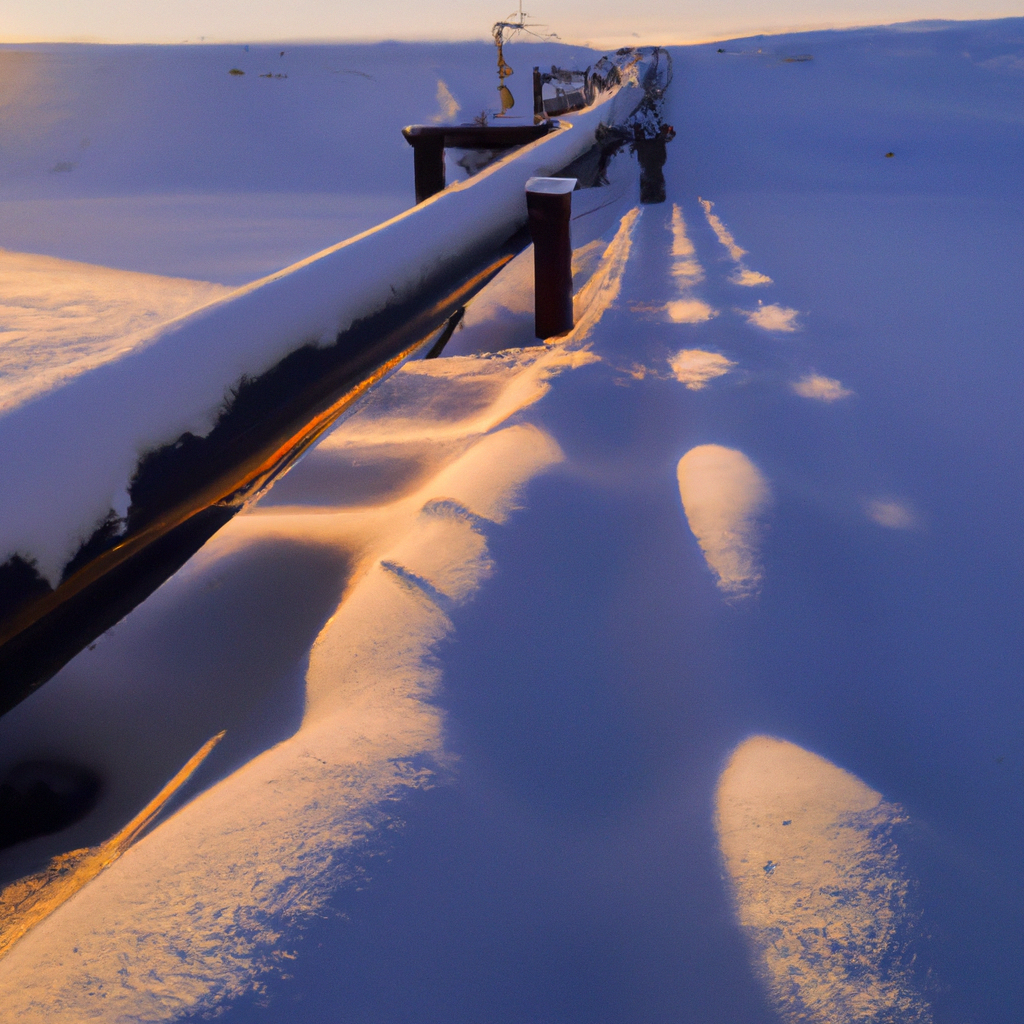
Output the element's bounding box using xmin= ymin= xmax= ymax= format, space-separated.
xmin=492 ymin=3 xmax=548 ymax=117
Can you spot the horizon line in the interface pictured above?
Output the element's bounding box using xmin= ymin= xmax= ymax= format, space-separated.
xmin=1 ymin=14 xmax=1017 ymax=49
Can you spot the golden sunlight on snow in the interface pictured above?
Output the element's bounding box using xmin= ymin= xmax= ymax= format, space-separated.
xmin=742 ymin=301 xmax=800 ymax=332
xmin=669 ymin=204 xmax=704 ymax=281
xmin=699 ymin=197 xmax=747 ymax=262
xmin=732 ymin=268 xmax=772 ymax=286
xmin=698 ymin=196 xmax=772 ymax=286
xmin=0 ymin=732 xmax=223 ymax=960
xmin=319 ymin=346 xmax=598 ymax=449
xmin=303 ymin=423 xmax=562 ymax=726
xmin=0 ymin=381 xmax=566 ymax=1023
xmin=666 ymin=298 xmax=717 ymax=323
xmin=676 ymin=444 xmax=769 ymax=597
xmin=664 ymin=205 xmax=717 ymax=323
xmin=570 ymin=208 xmax=640 ymax=339
xmin=0 ymin=249 xmax=231 ymax=413
xmin=668 ymin=349 xmax=735 ymax=389
xmin=0 ymin=207 xmax=641 ymax=1022
xmin=715 ymin=736 xmax=931 ymax=1024
xmin=792 ymin=372 xmax=853 ymax=402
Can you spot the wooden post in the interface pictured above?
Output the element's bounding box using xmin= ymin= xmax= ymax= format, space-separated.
xmin=403 ymin=124 xmax=552 ymax=204
xmin=525 ymin=177 xmax=576 ymax=339
xmin=411 ymin=135 xmax=446 ymax=204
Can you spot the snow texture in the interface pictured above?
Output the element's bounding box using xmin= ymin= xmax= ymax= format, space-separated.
xmin=0 ymin=209 xmax=637 ymax=1019
xmin=0 ymin=20 xmax=1022 ymax=1024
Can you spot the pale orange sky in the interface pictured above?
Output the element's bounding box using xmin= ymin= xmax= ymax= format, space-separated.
xmin=2 ymin=0 xmax=1019 ymax=46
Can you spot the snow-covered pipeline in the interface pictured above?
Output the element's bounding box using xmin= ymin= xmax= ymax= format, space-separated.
xmin=0 ymin=86 xmax=636 ymax=588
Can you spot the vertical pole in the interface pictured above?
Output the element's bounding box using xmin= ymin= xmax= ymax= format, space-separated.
xmin=634 ymin=125 xmax=672 ymax=205
xmin=525 ymin=177 xmax=576 ymax=340
xmin=533 ymin=67 xmax=543 ymax=123
xmin=412 ymin=134 xmax=446 ymax=204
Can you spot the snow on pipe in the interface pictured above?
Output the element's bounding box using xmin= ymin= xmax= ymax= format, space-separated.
xmin=0 ymin=83 xmax=643 ymax=721
xmin=0 ymin=84 xmax=634 ymax=602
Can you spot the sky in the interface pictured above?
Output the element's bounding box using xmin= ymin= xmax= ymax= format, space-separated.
xmin=1 ymin=0 xmax=1020 ymax=46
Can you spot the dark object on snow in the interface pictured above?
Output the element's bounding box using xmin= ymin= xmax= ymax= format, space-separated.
xmin=0 ymin=556 xmax=52 ymax=628
xmin=622 ymin=48 xmax=675 ymax=203
xmin=537 ymin=49 xmax=677 ymax=204
xmin=540 ymin=86 xmax=588 ymax=117
xmin=532 ymin=60 xmax=621 ymax=123
xmin=402 ymin=123 xmax=552 ymax=204
xmin=634 ymin=123 xmax=676 ymax=204
xmin=424 ymin=307 xmax=465 ymax=359
xmin=228 ymin=68 xmax=244 ymax=76
xmin=526 ymin=177 xmax=576 ymax=340
xmin=556 ymin=123 xmax=628 ymax=190
xmin=886 ymin=151 xmax=895 ymax=157
xmin=0 ymin=760 xmax=101 ymax=851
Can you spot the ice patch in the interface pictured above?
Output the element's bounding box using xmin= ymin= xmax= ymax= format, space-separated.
xmin=715 ymin=736 xmax=930 ymax=1024
xmin=742 ymin=301 xmax=800 ymax=332
xmin=792 ymin=373 xmax=853 ymax=402
xmin=676 ymin=444 xmax=769 ymax=598
xmin=668 ymin=349 xmax=735 ymax=389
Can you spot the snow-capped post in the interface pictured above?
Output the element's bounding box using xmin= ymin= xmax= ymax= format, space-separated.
xmin=525 ymin=176 xmax=577 ymax=339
